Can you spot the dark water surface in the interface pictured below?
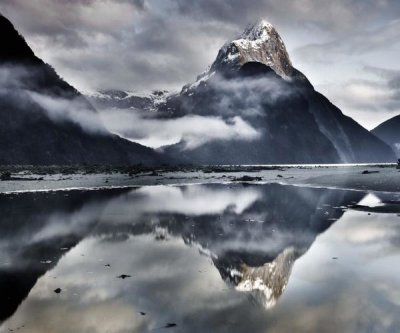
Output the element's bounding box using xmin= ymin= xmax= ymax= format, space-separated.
xmin=0 ymin=183 xmax=400 ymax=332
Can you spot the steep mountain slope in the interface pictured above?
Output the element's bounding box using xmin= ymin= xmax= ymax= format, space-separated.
xmin=159 ymin=20 xmax=395 ymax=164
xmin=372 ymin=115 xmax=400 ymax=157
xmin=0 ymin=14 xmax=162 ymax=165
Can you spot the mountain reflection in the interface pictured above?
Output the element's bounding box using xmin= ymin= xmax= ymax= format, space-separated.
xmin=111 ymin=184 xmax=363 ymax=308
xmin=0 ymin=183 xmax=365 ymax=325
xmin=0 ymin=188 xmax=129 ymax=322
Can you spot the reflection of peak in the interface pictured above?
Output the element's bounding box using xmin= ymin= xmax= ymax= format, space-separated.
xmin=0 ymin=183 xmax=365 ymax=320
xmin=0 ymin=189 xmax=128 ymax=322
xmin=236 ymin=247 xmax=299 ymax=309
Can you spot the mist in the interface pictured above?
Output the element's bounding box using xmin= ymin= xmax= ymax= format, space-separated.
xmin=99 ymin=110 xmax=260 ymax=149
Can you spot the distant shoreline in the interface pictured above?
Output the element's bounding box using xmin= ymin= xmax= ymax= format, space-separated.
xmin=1 ymin=164 xmax=399 ymax=194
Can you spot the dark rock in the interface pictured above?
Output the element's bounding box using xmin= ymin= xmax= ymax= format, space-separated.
xmin=362 ymin=170 xmax=380 ymax=174
xmin=0 ymin=172 xmax=11 ymax=181
xmin=233 ymin=175 xmax=262 ymax=182
xmin=165 ymin=323 xmax=177 ymax=328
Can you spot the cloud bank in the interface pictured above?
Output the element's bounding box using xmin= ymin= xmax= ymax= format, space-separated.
xmin=1 ymin=0 xmax=400 ymax=128
xmin=99 ymin=110 xmax=260 ymax=149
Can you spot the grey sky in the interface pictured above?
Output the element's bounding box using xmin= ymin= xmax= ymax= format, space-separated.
xmin=1 ymin=0 xmax=399 ymax=129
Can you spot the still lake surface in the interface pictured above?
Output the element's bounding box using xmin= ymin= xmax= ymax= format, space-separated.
xmin=0 ymin=183 xmax=400 ymax=332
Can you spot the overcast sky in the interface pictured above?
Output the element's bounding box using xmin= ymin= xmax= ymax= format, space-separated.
xmin=1 ymin=0 xmax=400 ymax=129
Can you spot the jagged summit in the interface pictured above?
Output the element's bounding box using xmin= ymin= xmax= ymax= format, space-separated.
xmin=182 ymin=19 xmax=300 ymax=94
xmin=240 ymin=19 xmax=275 ymax=40
xmin=211 ymin=19 xmax=294 ymax=80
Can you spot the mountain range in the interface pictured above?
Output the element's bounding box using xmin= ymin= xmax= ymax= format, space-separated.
xmin=1 ymin=14 xmax=397 ymax=165
xmin=89 ymin=20 xmax=396 ymax=164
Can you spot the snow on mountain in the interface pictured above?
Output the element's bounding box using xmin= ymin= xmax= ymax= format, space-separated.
xmin=88 ymin=18 xmax=395 ymax=164
xmin=236 ymin=247 xmax=297 ymax=309
xmin=182 ymin=19 xmax=307 ymax=96
xmin=217 ymin=19 xmax=294 ymax=79
xmin=88 ymin=89 xmax=170 ymax=112
xmin=162 ymin=19 xmax=395 ymax=164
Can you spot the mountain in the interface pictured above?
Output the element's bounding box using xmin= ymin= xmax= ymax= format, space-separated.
xmin=158 ymin=20 xmax=395 ymax=164
xmin=0 ymin=188 xmax=130 ymax=322
xmin=96 ymin=20 xmax=394 ymax=164
xmin=371 ymin=115 xmax=400 ymax=157
xmin=0 ymin=14 xmax=162 ymax=165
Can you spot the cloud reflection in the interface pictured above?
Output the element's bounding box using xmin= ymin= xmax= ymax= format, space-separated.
xmin=1 ymin=185 xmax=400 ymax=332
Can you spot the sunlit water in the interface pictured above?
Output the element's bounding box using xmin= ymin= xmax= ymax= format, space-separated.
xmin=0 ymin=183 xmax=399 ymax=332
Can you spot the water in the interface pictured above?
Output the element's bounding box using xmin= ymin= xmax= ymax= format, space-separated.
xmin=0 ymin=183 xmax=399 ymax=332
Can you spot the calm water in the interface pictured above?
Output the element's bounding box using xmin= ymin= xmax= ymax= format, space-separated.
xmin=0 ymin=183 xmax=400 ymax=332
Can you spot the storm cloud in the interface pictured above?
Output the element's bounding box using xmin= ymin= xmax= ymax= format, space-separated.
xmin=0 ymin=0 xmax=399 ymax=128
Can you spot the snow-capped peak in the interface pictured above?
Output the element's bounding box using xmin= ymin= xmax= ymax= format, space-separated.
xmin=240 ymin=19 xmax=275 ymax=42
xmin=211 ymin=19 xmax=294 ymax=80
xmin=181 ymin=20 xmax=302 ymax=96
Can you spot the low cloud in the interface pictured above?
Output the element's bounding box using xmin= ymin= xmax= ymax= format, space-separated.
xmin=29 ymin=91 xmax=106 ymax=134
xmin=1 ymin=64 xmax=263 ymax=151
xmin=0 ymin=65 xmax=107 ymax=134
xmin=208 ymin=73 xmax=294 ymax=117
xmin=99 ymin=110 xmax=260 ymax=149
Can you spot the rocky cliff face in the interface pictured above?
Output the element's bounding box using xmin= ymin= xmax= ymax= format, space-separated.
xmin=212 ymin=20 xmax=295 ymax=79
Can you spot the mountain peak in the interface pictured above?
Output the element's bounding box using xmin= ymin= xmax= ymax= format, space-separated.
xmin=211 ymin=19 xmax=294 ymax=80
xmin=239 ymin=19 xmax=275 ymax=41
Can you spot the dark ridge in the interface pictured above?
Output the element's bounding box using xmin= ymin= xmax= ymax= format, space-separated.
xmin=0 ymin=13 xmax=40 ymax=65
xmin=0 ymin=13 xmax=166 ymax=166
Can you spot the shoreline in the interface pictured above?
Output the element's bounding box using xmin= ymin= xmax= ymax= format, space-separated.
xmin=1 ymin=164 xmax=399 ymax=194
